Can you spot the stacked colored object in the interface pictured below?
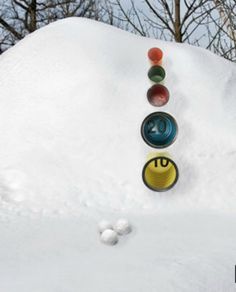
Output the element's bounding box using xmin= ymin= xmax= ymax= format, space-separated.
xmin=148 ymin=47 xmax=163 ymax=65
xmin=142 ymin=156 xmax=178 ymax=192
xmin=141 ymin=112 xmax=178 ymax=148
xmin=141 ymin=47 xmax=179 ymax=192
xmin=147 ymin=84 xmax=169 ymax=107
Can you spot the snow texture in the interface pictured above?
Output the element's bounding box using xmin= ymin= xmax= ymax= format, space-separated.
xmin=0 ymin=17 xmax=235 ymax=215
xmin=98 ymin=219 xmax=113 ymax=233
xmin=114 ymin=218 xmax=132 ymax=235
xmin=100 ymin=229 xmax=119 ymax=245
xmin=0 ymin=17 xmax=235 ymax=292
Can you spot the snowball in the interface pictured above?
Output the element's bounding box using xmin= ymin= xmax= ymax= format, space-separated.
xmin=100 ymin=229 xmax=118 ymax=246
xmin=114 ymin=219 xmax=132 ymax=235
xmin=0 ymin=169 xmax=27 ymax=203
xmin=98 ymin=220 xmax=113 ymax=234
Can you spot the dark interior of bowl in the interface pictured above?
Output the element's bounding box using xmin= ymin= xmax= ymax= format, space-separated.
xmin=148 ymin=66 xmax=166 ymax=83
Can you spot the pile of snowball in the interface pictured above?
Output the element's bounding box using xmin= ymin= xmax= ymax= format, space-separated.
xmin=98 ymin=219 xmax=132 ymax=246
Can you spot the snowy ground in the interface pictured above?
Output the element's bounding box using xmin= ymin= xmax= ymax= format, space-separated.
xmin=1 ymin=210 xmax=236 ymax=292
xmin=0 ymin=17 xmax=235 ymax=291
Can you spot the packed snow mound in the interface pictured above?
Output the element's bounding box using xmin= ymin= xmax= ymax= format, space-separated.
xmin=0 ymin=17 xmax=235 ymax=214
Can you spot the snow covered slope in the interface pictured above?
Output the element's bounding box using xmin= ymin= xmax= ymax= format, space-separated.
xmin=0 ymin=17 xmax=236 ymax=292
xmin=0 ymin=17 xmax=235 ymax=215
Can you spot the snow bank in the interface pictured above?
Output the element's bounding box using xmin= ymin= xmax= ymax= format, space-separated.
xmin=0 ymin=17 xmax=235 ymax=214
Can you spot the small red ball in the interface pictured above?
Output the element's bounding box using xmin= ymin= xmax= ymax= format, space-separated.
xmin=148 ymin=47 xmax=163 ymax=64
xmin=147 ymin=84 xmax=169 ymax=107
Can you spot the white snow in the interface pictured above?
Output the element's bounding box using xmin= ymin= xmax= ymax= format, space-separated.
xmin=0 ymin=17 xmax=235 ymax=291
xmin=0 ymin=17 xmax=235 ymax=214
xmin=98 ymin=219 xmax=113 ymax=233
xmin=100 ymin=229 xmax=119 ymax=245
xmin=113 ymin=218 xmax=132 ymax=235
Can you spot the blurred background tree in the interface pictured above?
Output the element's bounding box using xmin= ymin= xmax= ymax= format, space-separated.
xmin=0 ymin=0 xmax=235 ymax=61
xmin=0 ymin=0 xmax=97 ymax=52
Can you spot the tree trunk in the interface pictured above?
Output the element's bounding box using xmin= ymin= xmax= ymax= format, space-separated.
xmin=174 ymin=0 xmax=182 ymax=42
xmin=29 ymin=0 xmax=37 ymax=32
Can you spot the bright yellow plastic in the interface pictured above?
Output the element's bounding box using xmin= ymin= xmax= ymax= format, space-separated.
xmin=142 ymin=154 xmax=178 ymax=191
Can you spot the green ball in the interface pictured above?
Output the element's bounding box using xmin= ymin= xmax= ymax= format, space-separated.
xmin=148 ymin=65 xmax=166 ymax=83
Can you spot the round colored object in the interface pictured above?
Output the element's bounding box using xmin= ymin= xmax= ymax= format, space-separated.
xmin=148 ymin=66 xmax=166 ymax=83
xmin=142 ymin=156 xmax=179 ymax=192
xmin=141 ymin=112 xmax=178 ymax=148
xmin=148 ymin=47 xmax=163 ymax=64
xmin=147 ymin=84 xmax=169 ymax=107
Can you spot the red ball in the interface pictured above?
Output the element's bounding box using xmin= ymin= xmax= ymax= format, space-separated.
xmin=148 ymin=47 xmax=163 ymax=64
xmin=147 ymin=84 xmax=169 ymax=107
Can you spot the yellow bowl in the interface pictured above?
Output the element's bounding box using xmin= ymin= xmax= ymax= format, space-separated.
xmin=142 ymin=156 xmax=178 ymax=191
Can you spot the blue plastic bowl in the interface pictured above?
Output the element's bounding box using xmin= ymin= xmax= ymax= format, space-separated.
xmin=141 ymin=112 xmax=178 ymax=148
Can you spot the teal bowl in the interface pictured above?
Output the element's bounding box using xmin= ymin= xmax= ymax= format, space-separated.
xmin=141 ymin=112 xmax=178 ymax=148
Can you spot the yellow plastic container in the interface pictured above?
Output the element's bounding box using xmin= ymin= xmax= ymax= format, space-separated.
xmin=142 ymin=153 xmax=178 ymax=191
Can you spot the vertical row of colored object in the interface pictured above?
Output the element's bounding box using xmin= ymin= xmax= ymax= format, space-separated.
xmin=141 ymin=48 xmax=179 ymax=192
